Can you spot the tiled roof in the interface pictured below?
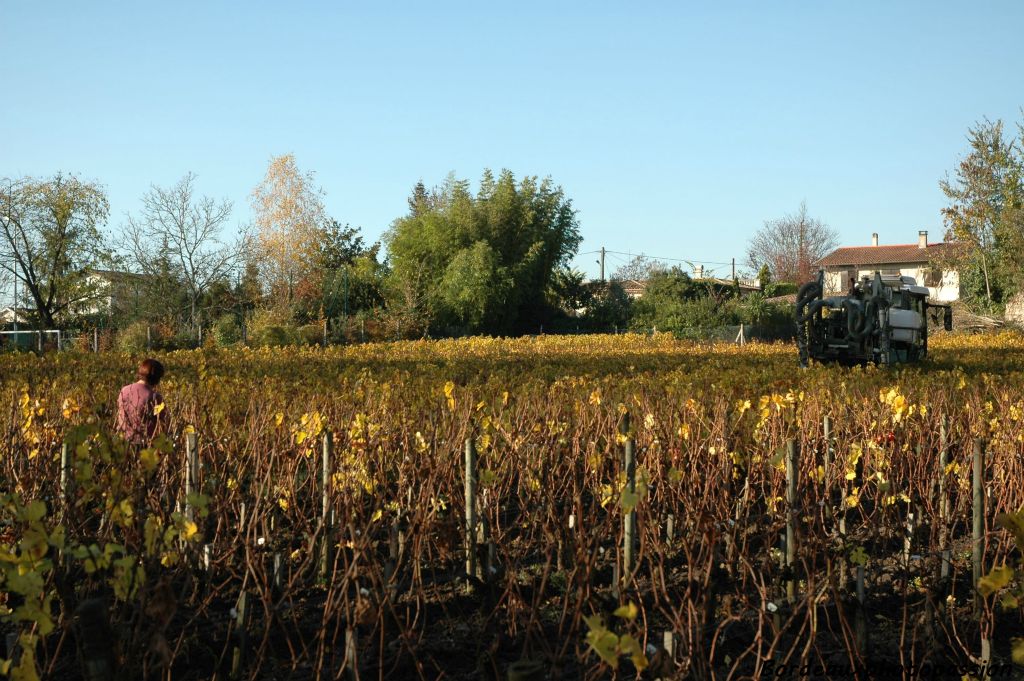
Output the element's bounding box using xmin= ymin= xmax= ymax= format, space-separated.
xmin=621 ymin=280 xmax=646 ymax=297
xmin=818 ymin=242 xmax=957 ymax=267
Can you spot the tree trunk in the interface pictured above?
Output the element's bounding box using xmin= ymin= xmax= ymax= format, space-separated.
xmin=980 ymin=250 xmax=993 ymax=310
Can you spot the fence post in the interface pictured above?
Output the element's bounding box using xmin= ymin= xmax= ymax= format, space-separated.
xmin=464 ymin=437 xmax=477 ymax=592
xmin=93 ymin=327 xmax=99 ymax=353
xmin=147 ymin=324 xmax=152 ymax=350
xmin=622 ymin=412 xmax=636 ymax=588
xmin=320 ymin=431 xmax=333 ymax=581
xmin=323 ymin=319 xmax=328 ymax=347
xmin=38 ymin=329 xmax=42 ymax=353
xmin=785 ymin=438 xmax=798 ymax=603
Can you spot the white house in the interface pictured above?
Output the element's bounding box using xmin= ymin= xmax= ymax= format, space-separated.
xmin=0 ymin=306 xmax=29 ymax=325
xmin=817 ymin=231 xmax=960 ymax=302
xmin=75 ymin=270 xmax=146 ymax=316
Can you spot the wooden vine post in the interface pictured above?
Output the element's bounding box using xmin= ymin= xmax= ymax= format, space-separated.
xmin=464 ymin=437 xmax=477 ymax=592
xmin=184 ymin=431 xmax=199 ymax=522
xmin=785 ymin=438 xmax=798 ymax=604
xmin=60 ymin=440 xmax=72 ymax=505
xmin=855 ymin=563 xmax=867 ymax=656
xmin=971 ymin=436 xmax=993 ymax=666
xmin=320 ymin=430 xmax=333 ymax=581
xmin=822 ymin=415 xmax=834 ymax=527
xmin=972 ymin=438 xmax=984 ymax=611
xmin=344 ymin=628 xmax=359 ymax=680
xmin=231 ymin=591 xmax=248 ymax=679
xmin=622 ymin=411 xmax=636 ymax=589
xmin=938 ymin=416 xmax=950 ymax=580
xmin=822 ymin=415 xmax=832 ymax=472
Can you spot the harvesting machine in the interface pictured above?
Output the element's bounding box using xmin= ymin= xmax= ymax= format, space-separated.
xmin=795 ymin=269 xmax=952 ymax=367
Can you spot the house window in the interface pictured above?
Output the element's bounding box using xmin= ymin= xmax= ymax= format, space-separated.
xmin=923 ymin=267 xmax=942 ymax=287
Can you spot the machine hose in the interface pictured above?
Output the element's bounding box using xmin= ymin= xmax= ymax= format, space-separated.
xmin=795 ymin=281 xmax=822 ymax=323
xmin=844 ymin=297 xmax=878 ymax=341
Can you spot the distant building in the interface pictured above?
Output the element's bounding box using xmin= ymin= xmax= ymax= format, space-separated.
xmin=75 ymin=270 xmax=147 ymax=317
xmin=620 ymin=279 xmax=648 ymax=299
xmin=817 ymin=231 xmax=960 ymax=302
xmin=0 ymin=306 xmax=29 ymax=326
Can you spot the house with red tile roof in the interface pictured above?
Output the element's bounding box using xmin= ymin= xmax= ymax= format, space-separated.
xmin=816 ymin=231 xmax=960 ymax=302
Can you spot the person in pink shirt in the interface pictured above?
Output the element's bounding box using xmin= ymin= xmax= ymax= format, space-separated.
xmin=116 ymin=358 xmax=168 ymax=445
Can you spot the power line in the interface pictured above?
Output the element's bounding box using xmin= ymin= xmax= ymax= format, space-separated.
xmin=574 ymin=248 xmax=740 ymax=268
xmin=602 ymin=249 xmax=736 ymax=267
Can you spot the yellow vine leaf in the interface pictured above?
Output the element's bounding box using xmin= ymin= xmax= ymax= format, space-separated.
xmin=977 ymin=565 xmax=1014 ymax=597
xmin=1011 ymin=638 xmax=1024 ymax=666
xmin=613 ymin=601 xmax=638 ymax=621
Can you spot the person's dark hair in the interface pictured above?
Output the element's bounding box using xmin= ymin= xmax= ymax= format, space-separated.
xmin=137 ymin=358 xmax=165 ymax=386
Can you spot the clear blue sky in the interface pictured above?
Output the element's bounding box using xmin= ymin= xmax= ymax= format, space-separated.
xmin=3 ymin=1 xmax=1023 ymax=282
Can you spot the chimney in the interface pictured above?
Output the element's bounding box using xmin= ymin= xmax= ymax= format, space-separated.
xmin=871 ymin=233 xmax=878 ymax=246
xmin=918 ymin=230 xmax=927 ymax=249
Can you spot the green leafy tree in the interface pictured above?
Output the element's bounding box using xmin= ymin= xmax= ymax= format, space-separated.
xmin=757 ymin=263 xmax=773 ymax=294
xmin=940 ymin=117 xmax=1024 ymax=312
xmin=0 ymin=174 xmax=111 ymax=328
xmin=550 ymin=268 xmax=592 ymax=315
xmin=384 ymin=170 xmax=581 ymax=335
xmin=583 ymin=281 xmax=632 ymax=331
xmin=629 ymin=267 xmax=698 ymax=333
xmin=316 ymin=220 xmax=384 ymax=320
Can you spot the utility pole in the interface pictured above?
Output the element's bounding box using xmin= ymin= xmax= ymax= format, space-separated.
xmin=12 ymin=267 xmax=18 ymax=341
xmin=732 ymin=258 xmax=736 ymax=281
xmin=599 ymin=247 xmax=606 ymax=282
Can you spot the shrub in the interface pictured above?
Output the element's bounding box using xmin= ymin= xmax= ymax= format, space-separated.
xmin=116 ymin=321 xmax=151 ymax=353
xmin=298 ymin=323 xmax=324 ymax=346
xmin=246 ymin=307 xmax=300 ymax=347
xmin=213 ymin=314 xmax=242 ymax=346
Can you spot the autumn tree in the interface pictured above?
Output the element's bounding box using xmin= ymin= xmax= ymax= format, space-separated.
xmin=250 ymin=154 xmax=328 ymax=304
xmin=940 ymin=117 xmax=1024 ymax=312
xmin=0 ymin=174 xmax=111 ymax=327
xmin=746 ymin=202 xmax=838 ymax=284
xmin=123 ymin=173 xmax=248 ymax=333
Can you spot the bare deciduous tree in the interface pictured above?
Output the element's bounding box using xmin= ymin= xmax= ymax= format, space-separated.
xmin=123 ymin=173 xmax=248 ymax=331
xmin=611 ymin=254 xmax=665 ymax=283
xmin=746 ymin=202 xmax=838 ymax=284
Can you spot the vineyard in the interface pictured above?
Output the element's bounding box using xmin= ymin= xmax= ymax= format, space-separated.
xmin=2 ymin=333 xmax=1024 ymax=680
